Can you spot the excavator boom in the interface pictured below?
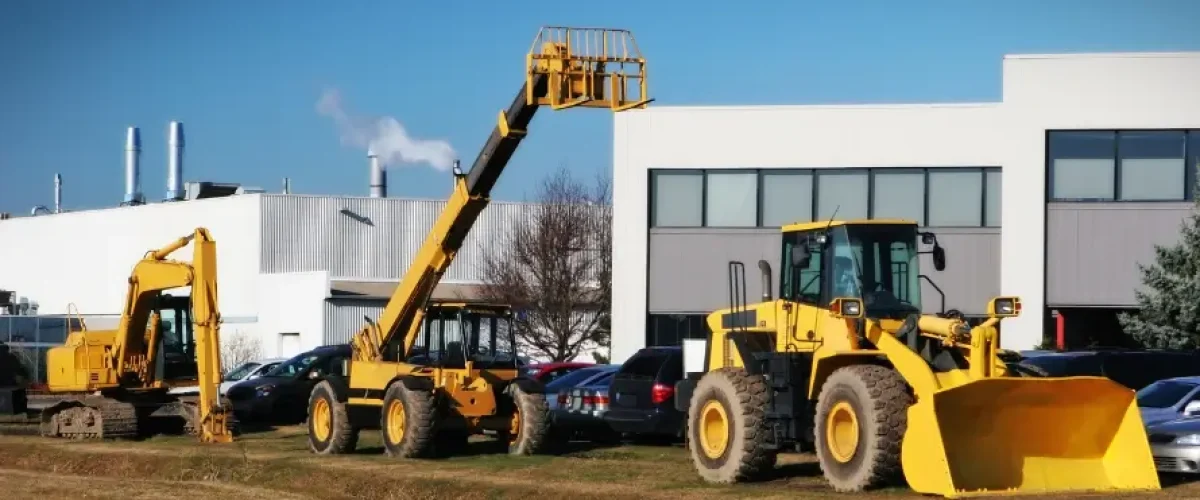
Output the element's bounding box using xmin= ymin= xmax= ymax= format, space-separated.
xmin=352 ymin=26 xmax=650 ymax=363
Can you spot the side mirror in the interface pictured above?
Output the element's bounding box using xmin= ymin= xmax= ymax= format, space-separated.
xmin=830 ymin=297 xmax=864 ymax=319
xmin=920 ymin=232 xmax=936 ymax=245
xmin=987 ymin=296 xmax=1021 ymax=318
xmin=308 ymin=370 xmax=321 ymax=380
xmin=932 ymin=245 xmax=946 ymax=272
xmin=1185 ymin=400 xmax=1200 ymax=417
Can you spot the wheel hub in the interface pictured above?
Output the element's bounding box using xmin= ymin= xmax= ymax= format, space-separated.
xmin=312 ymin=398 xmax=331 ymax=442
xmin=387 ymin=399 xmax=407 ymax=444
xmin=698 ymin=399 xmax=729 ymax=459
xmin=826 ymin=401 xmax=859 ymax=463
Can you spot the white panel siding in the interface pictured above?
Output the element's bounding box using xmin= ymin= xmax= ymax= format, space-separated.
xmin=259 ymin=195 xmax=535 ymax=282
xmin=0 ymin=195 xmax=262 ymax=319
xmin=323 ymin=299 xmax=386 ymax=346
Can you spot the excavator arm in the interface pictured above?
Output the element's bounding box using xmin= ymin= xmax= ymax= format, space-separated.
xmin=111 ymin=228 xmax=231 ymax=443
xmin=352 ymin=27 xmax=651 ymax=363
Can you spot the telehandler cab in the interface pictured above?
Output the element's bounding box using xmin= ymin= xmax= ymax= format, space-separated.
xmin=677 ymin=218 xmax=1160 ymax=497
xmin=304 ymin=26 xmax=650 ymax=458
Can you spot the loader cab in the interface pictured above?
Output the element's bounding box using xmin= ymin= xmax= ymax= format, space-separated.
xmin=780 ymin=220 xmax=943 ymax=320
xmin=406 ymin=302 xmax=520 ymax=371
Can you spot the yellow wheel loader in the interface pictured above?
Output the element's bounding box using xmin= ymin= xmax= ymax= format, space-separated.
xmin=35 ymin=228 xmax=234 ymax=443
xmin=676 ymin=219 xmax=1160 ymax=497
xmin=303 ymin=26 xmax=650 ymax=459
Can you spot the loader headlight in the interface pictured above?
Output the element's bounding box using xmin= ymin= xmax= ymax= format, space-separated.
xmin=1174 ymin=434 xmax=1200 ymax=446
xmin=988 ymin=297 xmax=1021 ymax=318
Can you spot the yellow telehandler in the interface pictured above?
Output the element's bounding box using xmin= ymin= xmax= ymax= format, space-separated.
xmin=37 ymin=227 xmax=234 ymax=443
xmin=303 ymin=26 xmax=650 ymax=458
xmin=676 ymin=218 xmax=1160 ymax=497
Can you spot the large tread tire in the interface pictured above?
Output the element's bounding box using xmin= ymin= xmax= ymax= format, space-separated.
xmin=307 ymin=381 xmax=359 ymax=455
xmin=813 ymin=364 xmax=911 ymax=492
xmin=688 ymin=367 xmax=777 ymax=484
xmin=504 ymin=384 xmax=551 ymax=456
xmin=380 ymin=382 xmax=437 ymax=458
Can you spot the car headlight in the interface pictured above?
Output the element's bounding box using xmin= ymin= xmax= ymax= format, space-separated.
xmin=254 ymin=384 xmax=275 ymax=398
xmin=1174 ymin=434 xmax=1200 ymax=445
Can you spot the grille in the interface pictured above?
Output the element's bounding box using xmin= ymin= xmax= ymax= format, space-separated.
xmin=1148 ymin=433 xmax=1177 ymax=444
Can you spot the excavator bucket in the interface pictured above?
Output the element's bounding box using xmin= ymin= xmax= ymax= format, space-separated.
xmin=900 ymin=376 xmax=1160 ymax=498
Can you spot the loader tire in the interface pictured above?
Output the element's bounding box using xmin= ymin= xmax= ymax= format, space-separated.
xmin=814 ymin=364 xmax=911 ymax=492
xmin=307 ymin=381 xmax=359 ymax=455
xmin=502 ymin=384 xmax=551 ymax=455
xmin=380 ymin=382 xmax=437 ymax=458
xmin=687 ymin=367 xmax=777 ymax=484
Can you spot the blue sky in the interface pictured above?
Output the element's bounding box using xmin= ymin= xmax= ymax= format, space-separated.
xmin=2 ymin=0 xmax=1199 ymax=214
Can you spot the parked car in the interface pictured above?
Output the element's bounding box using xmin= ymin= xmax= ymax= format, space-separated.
xmin=1138 ymin=376 xmax=1200 ymax=426
xmin=522 ymin=362 xmax=594 ymax=385
xmin=168 ymin=357 xmax=287 ymax=397
xmin=1146 ymin=417 xmax=1200 ymax=474
xmin=552 ymin=365 xmax=622 ymax=444
xmin=1011 ymin=349 xmax=1200 ymax=391
xmin=544 ymin=364 xmax=620 ymax=411
xmin=602 ymin=346 xmax=685 ymax=442
xmin=225 ymin=344 xmax=351 ymax=424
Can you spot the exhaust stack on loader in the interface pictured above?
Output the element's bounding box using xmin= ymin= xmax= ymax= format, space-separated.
xmin=675 ymin=219 xmax=1160 ymax=498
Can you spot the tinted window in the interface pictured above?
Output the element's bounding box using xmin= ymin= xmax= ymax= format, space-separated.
xmin=658 ymin=351 xmax=683 ymax=383
xmin=618 ymin=350 xmax=669 ymax=380
xmin=1137 ymin=380 xmax=1199 ymax=409
xmin=1018 ymin=355 xmax=1104 ymax=377
xmin=545 ymin=367 xmax=605 ymax=392
xmin=586 ymin=372 xmax=615 ymax=387
xmin=1104 ymin=354 xmax=1200 ymax=390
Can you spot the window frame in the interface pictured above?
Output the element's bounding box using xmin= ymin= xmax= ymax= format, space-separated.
xmin=1046 ymin=129 xmax=1199 ymax=203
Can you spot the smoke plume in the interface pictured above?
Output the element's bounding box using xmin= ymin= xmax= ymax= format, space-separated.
xmin=315 ymin=88 xmax=457 ymax=171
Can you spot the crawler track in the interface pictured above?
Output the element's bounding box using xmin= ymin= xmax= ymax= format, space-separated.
xmin=40 ymin=396 xmax=140 ymax=440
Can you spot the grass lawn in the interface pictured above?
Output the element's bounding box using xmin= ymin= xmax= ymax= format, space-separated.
xmin=0 ymin=425 xmax=1197 ymax=499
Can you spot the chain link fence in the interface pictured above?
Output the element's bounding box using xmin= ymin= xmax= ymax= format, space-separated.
xmin=0 ymin=314 xmax=119 ymax=387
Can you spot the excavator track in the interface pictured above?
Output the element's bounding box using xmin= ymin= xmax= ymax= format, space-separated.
xmin=40 ymin=396 xmax=140 ymax=440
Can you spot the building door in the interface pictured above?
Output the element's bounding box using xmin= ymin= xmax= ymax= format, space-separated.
xmin=279 ymin=332 xmax=301 ymax=358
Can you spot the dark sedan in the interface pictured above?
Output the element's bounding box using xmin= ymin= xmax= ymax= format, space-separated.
xmin=225 ymin=344 xmax=351 ymax=424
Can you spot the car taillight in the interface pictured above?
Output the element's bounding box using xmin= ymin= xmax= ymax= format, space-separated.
xmin=651 ymin=383 xmax=674 ymax=405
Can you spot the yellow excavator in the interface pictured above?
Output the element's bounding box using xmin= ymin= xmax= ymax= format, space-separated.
xmin=37 ymin=228 xmax=234 ymax=443
xmin=676 ymin=218 xmax=1160 ymax=497
xmin=304 ymin=26 xmax=650 ymax=458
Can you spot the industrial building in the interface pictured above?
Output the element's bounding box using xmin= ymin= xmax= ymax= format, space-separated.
xmin=0 ymin=121 xmax=542 ymax=363
xmin=611 ymin=51 xmax=1200 ymax=362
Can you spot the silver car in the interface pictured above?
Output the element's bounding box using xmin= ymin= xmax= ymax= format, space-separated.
xmin=1147 ymin=417 xmax=1200 ymax=473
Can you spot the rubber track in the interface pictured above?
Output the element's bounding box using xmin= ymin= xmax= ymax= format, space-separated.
xmin=720 ymin=367 xmax=777 ymax=481
xmin=42 ymin=396 xmax=139 ymax=440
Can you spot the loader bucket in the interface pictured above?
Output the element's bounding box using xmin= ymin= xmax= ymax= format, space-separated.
xmin=900 ymin=376 xmax=1160 ymax=498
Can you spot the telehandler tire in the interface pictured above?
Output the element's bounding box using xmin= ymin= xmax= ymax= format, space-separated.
xmin=307 ymin=380 xmax=359 ymax=455
xmin=380 ymin=382 xmax=437 ymax=458
xmin=687 ymin=367 xmax=777 ymax=484
xmin=813 ymin=364 xmax=911 ymax=492
xmin=501 ymin=383 xmax=551 ymax=456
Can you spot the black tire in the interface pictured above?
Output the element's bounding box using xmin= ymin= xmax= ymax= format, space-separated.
xmin=380 ymin=382 xmax=437 ymax=458
xmin=307 ymin=380 xmax=359 ymax=455
xmin=813 ymin=364 xmax=911 ymax=492
xmin=687 ymin=368 xmax=777 ymax=484
xmin=502 ymin=384 xmax=550 ymax=455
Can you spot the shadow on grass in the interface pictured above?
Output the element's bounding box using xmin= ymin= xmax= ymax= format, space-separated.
xmin=1161 ymin=473 xmax=1200 ymax=488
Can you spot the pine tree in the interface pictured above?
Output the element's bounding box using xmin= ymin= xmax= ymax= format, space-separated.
xmin=1117 ymin=191 xmax=1200 ymax=350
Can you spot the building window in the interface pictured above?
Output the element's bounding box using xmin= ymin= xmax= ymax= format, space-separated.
xmin=645 ymin=313 xmax=710 ymax=347
xmin=649 ymin=166 xmax=1000 ymax=229
xmin=870 ymin=170 xmax=925 ymax=226
xmin=985 ymin=169 xmax=1001 ymax=227
xmin=928 ymin=170 xmax=983 ymax=227
xmin=651 ymin=171 xmax=703 ymax=227
xmin=1119 ymin=131 xmax=1187 ymax=201
xmin=705 ymin=171 xmax=758 ymax=227
xmin=761 ymin=171 xmax=813 ymax=226
xmin=817 ymin=170 xmax=868 ymax=220
xmin=1048 ymin=129 xmax=1200 ymax=202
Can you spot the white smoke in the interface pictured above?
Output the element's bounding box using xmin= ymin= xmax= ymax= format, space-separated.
xmin=315 ymin=88 xmax=457 ymax=171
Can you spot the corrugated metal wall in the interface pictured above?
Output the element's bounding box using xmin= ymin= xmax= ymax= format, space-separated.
xmin=259 ymin=195 xmax=536 ymax=282
xmin=323 ymin=298 xmax=386 ymax=345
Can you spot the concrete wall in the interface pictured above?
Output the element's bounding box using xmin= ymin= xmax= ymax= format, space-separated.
xmin=0 ymin=195 xmax=262 ymax=320
xmin=1046 ymin=203 xmax=1192 ymax=306
xmin=256 ymin=271 xmax=329 ymax=358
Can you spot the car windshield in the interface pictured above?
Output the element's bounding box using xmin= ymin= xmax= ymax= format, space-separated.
xmin=1137 ymin=380 xmax=1199 ymax=409
xmin=265 ymin=353 xmax=320 ymax=377
xmin=223 ymin=362 xmax=261 ymax=382
xmin=545 ymin=367 xmax=606 ymax=392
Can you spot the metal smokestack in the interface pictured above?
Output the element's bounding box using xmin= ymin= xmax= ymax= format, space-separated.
xmin=54 ymin=173 xmax=62 ymax=213
xmin=283 ymin=177 xmax=292 ymax=194
xmin=368 ymin=148 xmax=386 ymax=198
xmin=123 ymin=127 xmax=144 ymax=205
xmin=166 ymin=121 xmax=184 ymax=201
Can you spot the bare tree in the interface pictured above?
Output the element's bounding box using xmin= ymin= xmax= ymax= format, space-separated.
xmin=479 ymin=167 xmax=612 ymax=362
xmin=220 ymin=330 xmax=264 ymax=373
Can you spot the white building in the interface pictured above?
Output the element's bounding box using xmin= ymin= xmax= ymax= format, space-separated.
xmin=611 ymin=51 xmax=1200 ymax=363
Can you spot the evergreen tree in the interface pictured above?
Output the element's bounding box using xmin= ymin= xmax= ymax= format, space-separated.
xmin=1117 ymin=193 xmax=1200 ymax=349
